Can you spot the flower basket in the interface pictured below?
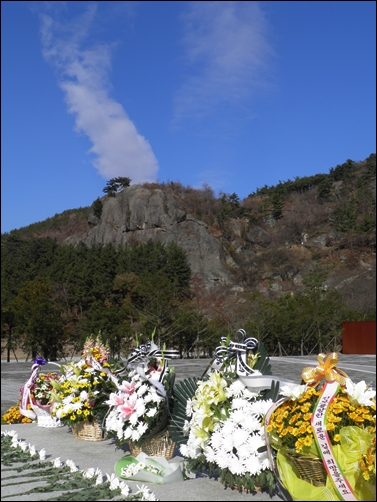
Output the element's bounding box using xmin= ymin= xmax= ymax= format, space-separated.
xmin=31 ymin=401 xmax=63 ymax=428
xmin=284 ymin=451 xmax=326 ymax=487
xmin=71 ymin=421 xmax=107 ymax=442
xmin=266 ymin=353 xmax=376 ymax=501
xmin=128 ymin=429 xmax=176 ymax=460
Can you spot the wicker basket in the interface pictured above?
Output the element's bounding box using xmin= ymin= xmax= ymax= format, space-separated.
xmin=285 ymin=451 xmax=327 ymax=487
xmin=129 ymin=429 xmax=176 ymax=460
xmin=31 ymin=402 xmax=63 ymax=428
xmin=71 ymin=421 xmax=107 ymax=442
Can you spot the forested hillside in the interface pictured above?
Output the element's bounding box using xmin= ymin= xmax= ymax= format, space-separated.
xmin=1 ymin=154 xmax=375 ymax=360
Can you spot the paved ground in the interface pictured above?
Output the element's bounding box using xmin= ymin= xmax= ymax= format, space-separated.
xmin=1 ymin=354 xmax=376 ymax=501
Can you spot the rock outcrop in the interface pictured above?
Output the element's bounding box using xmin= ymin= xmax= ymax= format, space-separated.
xmin=63 ymin=185 xmax=233 ymax=288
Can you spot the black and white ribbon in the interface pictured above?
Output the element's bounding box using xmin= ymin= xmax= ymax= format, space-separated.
xmin=127 ymin=341 xmax=180 ymax=366
xmin=207 ymin=329 xmax=296 ymax=391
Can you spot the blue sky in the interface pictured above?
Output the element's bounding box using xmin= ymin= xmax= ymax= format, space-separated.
xmin=1 ymin=1 xmax=376 ymax=233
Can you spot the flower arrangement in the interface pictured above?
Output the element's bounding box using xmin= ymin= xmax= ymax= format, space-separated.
xmin=266 ymin=353 xmax=376 ymax=501
xmin=121 ymin=460 xmax=163 ymax=478
xmin=104 ymin=359 xmax=175 ymax=446
xmin=2 ymin=402 xmax=33 ymax=424
xmin=50 ymin=334 xmax=117 ymax=428
xmin=172 ymin=331 xmax=279 ymax=494
xmin=30 ymin=372 xmax=61 ymax=406
xmin=115 ymin=451 xmax=184 ymax=484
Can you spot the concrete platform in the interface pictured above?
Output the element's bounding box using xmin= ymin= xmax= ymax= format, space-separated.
xmin=2 ymin=355 xmax=375 ymax=501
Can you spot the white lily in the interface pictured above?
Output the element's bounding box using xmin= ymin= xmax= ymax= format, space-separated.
xmin=28 ymin=444 xmax=37 ymax=457
xmin=345 ymin=379 xmax=376 ymax=406
xmin=39 ymin=448 xmax=46 ymax=460
xmin=280 ymin=383 xmax=307 ymax=400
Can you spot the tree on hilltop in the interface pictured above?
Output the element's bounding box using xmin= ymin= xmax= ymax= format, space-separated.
xmin=103 ymin=177 xmax=132 ymax=197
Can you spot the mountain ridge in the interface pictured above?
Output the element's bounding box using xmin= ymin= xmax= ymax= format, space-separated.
xmin=3 ymin=154 xmax=376 ymax=313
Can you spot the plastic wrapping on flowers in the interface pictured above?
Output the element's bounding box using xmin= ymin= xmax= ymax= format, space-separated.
xmin=266 ymin=354 xmax=376 ymax=501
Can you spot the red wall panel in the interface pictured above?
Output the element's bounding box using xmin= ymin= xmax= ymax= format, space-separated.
xmin=342 ymin=321 xmax=376 ymax=354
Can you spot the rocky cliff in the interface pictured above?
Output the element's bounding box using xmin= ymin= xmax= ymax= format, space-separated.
xmin=63 ymin=185 xmax=233 ymax=288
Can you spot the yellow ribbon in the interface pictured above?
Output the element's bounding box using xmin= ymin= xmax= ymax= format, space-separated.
xmin=301 ymin=352 xmax=349 ymax=387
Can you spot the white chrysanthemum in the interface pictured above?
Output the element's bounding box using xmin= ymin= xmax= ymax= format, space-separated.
xmin=146 ymin=407 xmax=157 ymax=417
xmin=66 ymin=459 xmax=78 ymax=472
xmin=129 ymin=412 xmax=139 ymax=426
xmin=231 ymin=458 xmax=246 ymax=476
xmin=227 ymin=380 xmax=246 ymax=398
xmin=242 ymin=387 xmax=260 ymax=399
xmin=143 ymin=393 xmax=153 ymax=404
xmin=71 ymin=401 xmax=83 ymax=411
xmin=244 ymin=455 xmax=263 ymax=476
xmin=220 ymin=433 xmax=234 ymax=453
xmin=137 ymin=422 xmax=148 ymax=436
xmin=137 ymin=384 xmax=148 ymax=396
xmin=249 ymin=399 xmax=273 ymax=416
xmin=80 ymin=390 xmax=88 ymax=400
xmin=134 ymin=400 xmax=146 ymax=418
xmin=62 ymin=394 xmax=74 ymax=405
xmin=82 ymin=467 xmax=95 ymax=478
xmin=106 ymin=473 xmax=119 ymax=490
xmin=119 ymin=480 xmax=130 ymax=496
xmin=232 ymin=427 xmax=250 ymax=449
xmin=183 ymin=420 xmax=191 ymax=435
xmin=135 ymin=485 xmax=157 ymax=501
xmin=131 ymin=428 xmax=142 ymax=441
xmin=52 ymin=457 xmax=62 ymax=467
xmin=210 ymin=432 xmax=223 ymax=451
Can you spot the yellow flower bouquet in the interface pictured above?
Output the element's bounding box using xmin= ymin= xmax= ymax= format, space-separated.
xmin=2 ymin=402 xmax=33 ymax=424
xmin=50 ymin=334 xmax=117 ymax=434
xmin=265 ymin=353 xmax=376 ymax=501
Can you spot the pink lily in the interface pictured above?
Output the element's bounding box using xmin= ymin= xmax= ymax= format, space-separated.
xmin=119 ymin=381 xmax=135 ymax=395
xmin=119 ymin=401 xmax=135 ymax=419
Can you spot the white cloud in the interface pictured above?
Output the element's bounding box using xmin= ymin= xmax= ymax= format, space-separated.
xmin=39 ymin=5 xmax=159 ymax=182
xmin=173 ymin=1 xmax=274 ymax=123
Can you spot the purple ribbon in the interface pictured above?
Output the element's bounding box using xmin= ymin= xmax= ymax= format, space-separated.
xmin=34 ymin=358 xmax=47 ymax=365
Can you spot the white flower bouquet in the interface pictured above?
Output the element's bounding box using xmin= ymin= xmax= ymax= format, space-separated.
xmin=170 ymin=330 xmax=280 ymax=494
xmin=105 ymin=337 xmax=177 ymax=450
xmin=114 ymin=452 xmax=183 ymax=484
